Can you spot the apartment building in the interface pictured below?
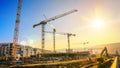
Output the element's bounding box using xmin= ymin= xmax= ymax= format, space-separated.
xmin=0 ymin=43 xmax=43 ymax=57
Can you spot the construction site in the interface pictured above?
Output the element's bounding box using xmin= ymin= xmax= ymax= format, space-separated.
xmin=0 ymin=0 xmax=120 ymax=68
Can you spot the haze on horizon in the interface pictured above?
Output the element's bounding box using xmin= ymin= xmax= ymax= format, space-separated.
xmin=0 ymin=0 xmax=120 ymax=50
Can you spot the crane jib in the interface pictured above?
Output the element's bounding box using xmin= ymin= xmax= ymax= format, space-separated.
xmin=33 ymin=9 xmax=78 ymax=27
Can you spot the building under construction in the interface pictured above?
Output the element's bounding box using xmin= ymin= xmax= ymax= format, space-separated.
xmin=0 ymin=0 xmax=120 ymax=68
xmin=0 ymin=43 xmax=52 ymax=59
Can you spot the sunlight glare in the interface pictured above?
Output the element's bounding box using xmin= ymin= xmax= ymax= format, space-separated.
xmin=92 ymin=18 xmax=105 ymax=29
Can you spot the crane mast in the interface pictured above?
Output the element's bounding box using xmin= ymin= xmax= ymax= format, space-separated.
xmin=33 ymin=9 xmax=77 ymax=54
xmin=12 ymin=0 xmax=22 ymax=58
xmin=53 ymin=29 xmax=56 ymax=53
xmin=66 ymin=33 xmax=76 ymax=53
xmin=45 ymin=28 xmax=56 ymax=53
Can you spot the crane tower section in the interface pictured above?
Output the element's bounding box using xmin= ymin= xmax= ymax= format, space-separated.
xmin=12 ymin=0 xmax=22 ymax=58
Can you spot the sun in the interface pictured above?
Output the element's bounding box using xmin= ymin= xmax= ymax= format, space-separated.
xmin=92 ymin=18 xmax=105 ymax=29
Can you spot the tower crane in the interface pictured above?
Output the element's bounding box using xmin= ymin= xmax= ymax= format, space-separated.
xmin=43 ymin=14 xmax=56 ymax=53
xmin=33 ymin=9 xmax=77 ymax=54
xmin=12 ymin=0 xmax=22 ymax=59
xmin=82 ymin=42 xmax=89 ymax=50
xmin=45 ymin=31 xmax=76 ymax=53
xmin=53 ymin=29 xmax=56 ymax=53
xmin=65 ymin=33 xmax=76 ymax=53
xmin=44 ymin=28 xmax=56 ymax=53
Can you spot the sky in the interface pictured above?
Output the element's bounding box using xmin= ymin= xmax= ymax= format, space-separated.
xmin=0 ymin=0 xmax=120 ymax=50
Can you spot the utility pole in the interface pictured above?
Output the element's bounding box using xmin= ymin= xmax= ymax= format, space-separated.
xmin=33 ymin=9 xmax=77 ymax=54
xmin=12 ymin=0 xmax=22 ymax=59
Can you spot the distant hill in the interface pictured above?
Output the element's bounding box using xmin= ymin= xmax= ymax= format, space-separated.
xmin=57 ymin=42 xmax=120 ymax=54
xmin=98 ymin=42 xmax=120 ymax=54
